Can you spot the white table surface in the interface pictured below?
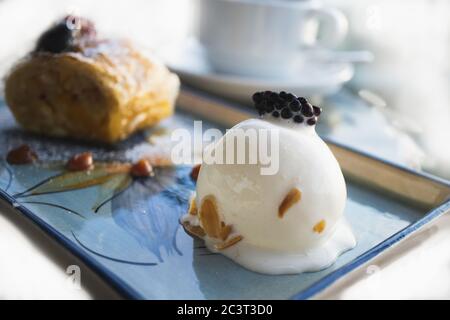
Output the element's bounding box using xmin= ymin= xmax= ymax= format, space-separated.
xmin=317 ymin=212 xmax=450 ymax=299
xmin=0 ymin=198 xmax=121 ymax=299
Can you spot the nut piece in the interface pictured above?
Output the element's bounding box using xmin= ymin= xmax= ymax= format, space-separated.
xmin=188 ymin=196 xmax=198 ymax=216
xmin=186 ymin=194 xmax=242 ymax=249
xmin=278 ymin=187 xmax=302 ymax=218
xmin=182 ymin=221 xmax=206 ymax=238
xmin=215 ymin=235 xmax=243 ymax=250
xmin=131 ymin=159 xmax=153 ymax=177
xmin=313 ymin=220 xmax=326 ymax=234
xmin=66 ymin=152 xmax=94 ymax=171
xmin=219 ymin=224 xmax=233 ymax=241
xmin=190 ymin=164 xmax=201 ymax=181
xmin=199 ymin=195 xmax=222 ymax=238
xmin=6 ymin=144 xmax=38 ymax=165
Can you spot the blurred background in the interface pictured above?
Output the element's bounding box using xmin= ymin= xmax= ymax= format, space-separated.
xmin=0 ymin=0 xmax=449 ymax=179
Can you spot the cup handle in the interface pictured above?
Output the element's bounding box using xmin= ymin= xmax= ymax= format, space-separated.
xmin=307 ymin=7 xmax=349 ymax=48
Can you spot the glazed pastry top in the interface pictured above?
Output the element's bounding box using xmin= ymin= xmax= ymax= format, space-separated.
xmin=4 ymin=15 xmax=179 ymax=143
xmin=26 ymin=15 xmax=178 ymax=107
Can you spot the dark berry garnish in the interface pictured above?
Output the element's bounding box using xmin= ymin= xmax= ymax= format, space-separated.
xmin=289 ymin=99 xmax=301 ymax=112
xmin=255 ymin=101 xmax=264 ymax=112
xmin=269 ymin=92 xmax=279 ymax=102
xmin=293 ymin=115 xmax=304 ymax=123
xmin=265 ymin=103 xmax=275 ymax=113
xmin=273 ymin=97 xmax=282 ymax=108
xmin=35 ymin=22 xmax=73 ymax=53
xmin=298 ymin=97 xmax=307 ymax=104
xmin=307 ymin=117 xmax=317 ymax=125
xmin=277 ymin=99 xmax=287 ymax=110
xmin=313 ymin=105 xmax=322 ymax=116
xmin=286 ymin=93 xmax=296 ymax=102
xmin=301 ymin=103 xmax=314 ymax=117
xmin=281 ymin=108 xmax=293 ymax=119
xmin=252 ymin=92 xmax=264 ymax=104
xmin=35 ymin=16 xmax=96 ymax=54
xmin=257 ymin=103 xmax=266 ymax=116
xmin=252 ymin=91 xmax=320 ymax=126
xmin=255 ymin=100 xmax=266 ymax=114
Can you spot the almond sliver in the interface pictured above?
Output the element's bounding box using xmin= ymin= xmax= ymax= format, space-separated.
xmin=219 ymin=224 xmax=233 ymax=241
xmin=199 ymin=195 xmax=222 ymax=238
xmin=188 ymin=196 xmax=198 ymax=215
xmin=215 ymin=235 xmax=243 ymax=250
xmin=182 ymin=221 xmax=206 ymax=238
xmin=278 ymin=188 xmax=302 ymax=218
xmin=313 ymin=219 xmax=326 ymax=233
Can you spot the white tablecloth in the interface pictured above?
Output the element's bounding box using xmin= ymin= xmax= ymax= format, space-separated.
xmin=0 ymin=199 xmax=121 ymax=299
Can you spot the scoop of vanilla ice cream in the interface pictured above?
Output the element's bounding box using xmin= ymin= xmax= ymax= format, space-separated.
xmin=196 ymin=118 xmax=347 ymax=252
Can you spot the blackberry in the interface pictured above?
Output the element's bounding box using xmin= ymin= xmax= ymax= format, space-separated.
xmin=275 ymin=103 xmax=284 ymax=110
xmin=269 ymin=92 xmax=279 ymax=102
xmin=289 ymin=99 xmax=301 ymax=112
xmin=35 ymin=16 xmax=96 ymax=54
xmin=298 ymin=97 xmax=308 ymax=104
xmin=251 ymin=91 xmax=321 ymax=124
xmin=286 ymin=93 xmax=296 ymax=102
xmin=301 ymin=102 xmax=314 ymax=117
xmin=35 ymin=21 xmax=74 ymax=53
xmin=313 ymin=105 xmax=322 ymax=116
xmin=281 ymin=108 xmax=293 ymax=119
xmin=279 ymin=99 xmax=289 ymax=109
xmin=265 ymin=103 xmax=275 ymax=113
xmin=252 ymin=92 xmax=264 ymax=104
xmin=307 ymin=117 xmax=317 ymax=125
xmin=293 ymin=115 xmax=304 ymax=123
xmin=255 ymin=100 xmax=264 ymax=110
xmin=255 ymin=102 xmax=266 ymax=116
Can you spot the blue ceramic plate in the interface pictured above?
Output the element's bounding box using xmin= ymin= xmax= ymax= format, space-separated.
xmin=0 ymin=98 xmax=449 ymax=299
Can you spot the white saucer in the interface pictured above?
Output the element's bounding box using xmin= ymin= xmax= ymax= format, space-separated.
xmin=160 ymin=39 xmax=354 ymax=103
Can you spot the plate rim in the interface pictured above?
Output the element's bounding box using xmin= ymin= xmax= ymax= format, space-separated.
xmin=0 ymin=189 xmax=141 ymax=300
xmin=290 ymin=139 xmax=450 ymax=299
xmin=1 ymin=140 xmax=449 ymax=300
xmin=291 ymin=198 xmax=450 ymax=299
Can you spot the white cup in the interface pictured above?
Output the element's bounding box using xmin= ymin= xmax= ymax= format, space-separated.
xmin=197 ymin=0 xmax=348 ymax=78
